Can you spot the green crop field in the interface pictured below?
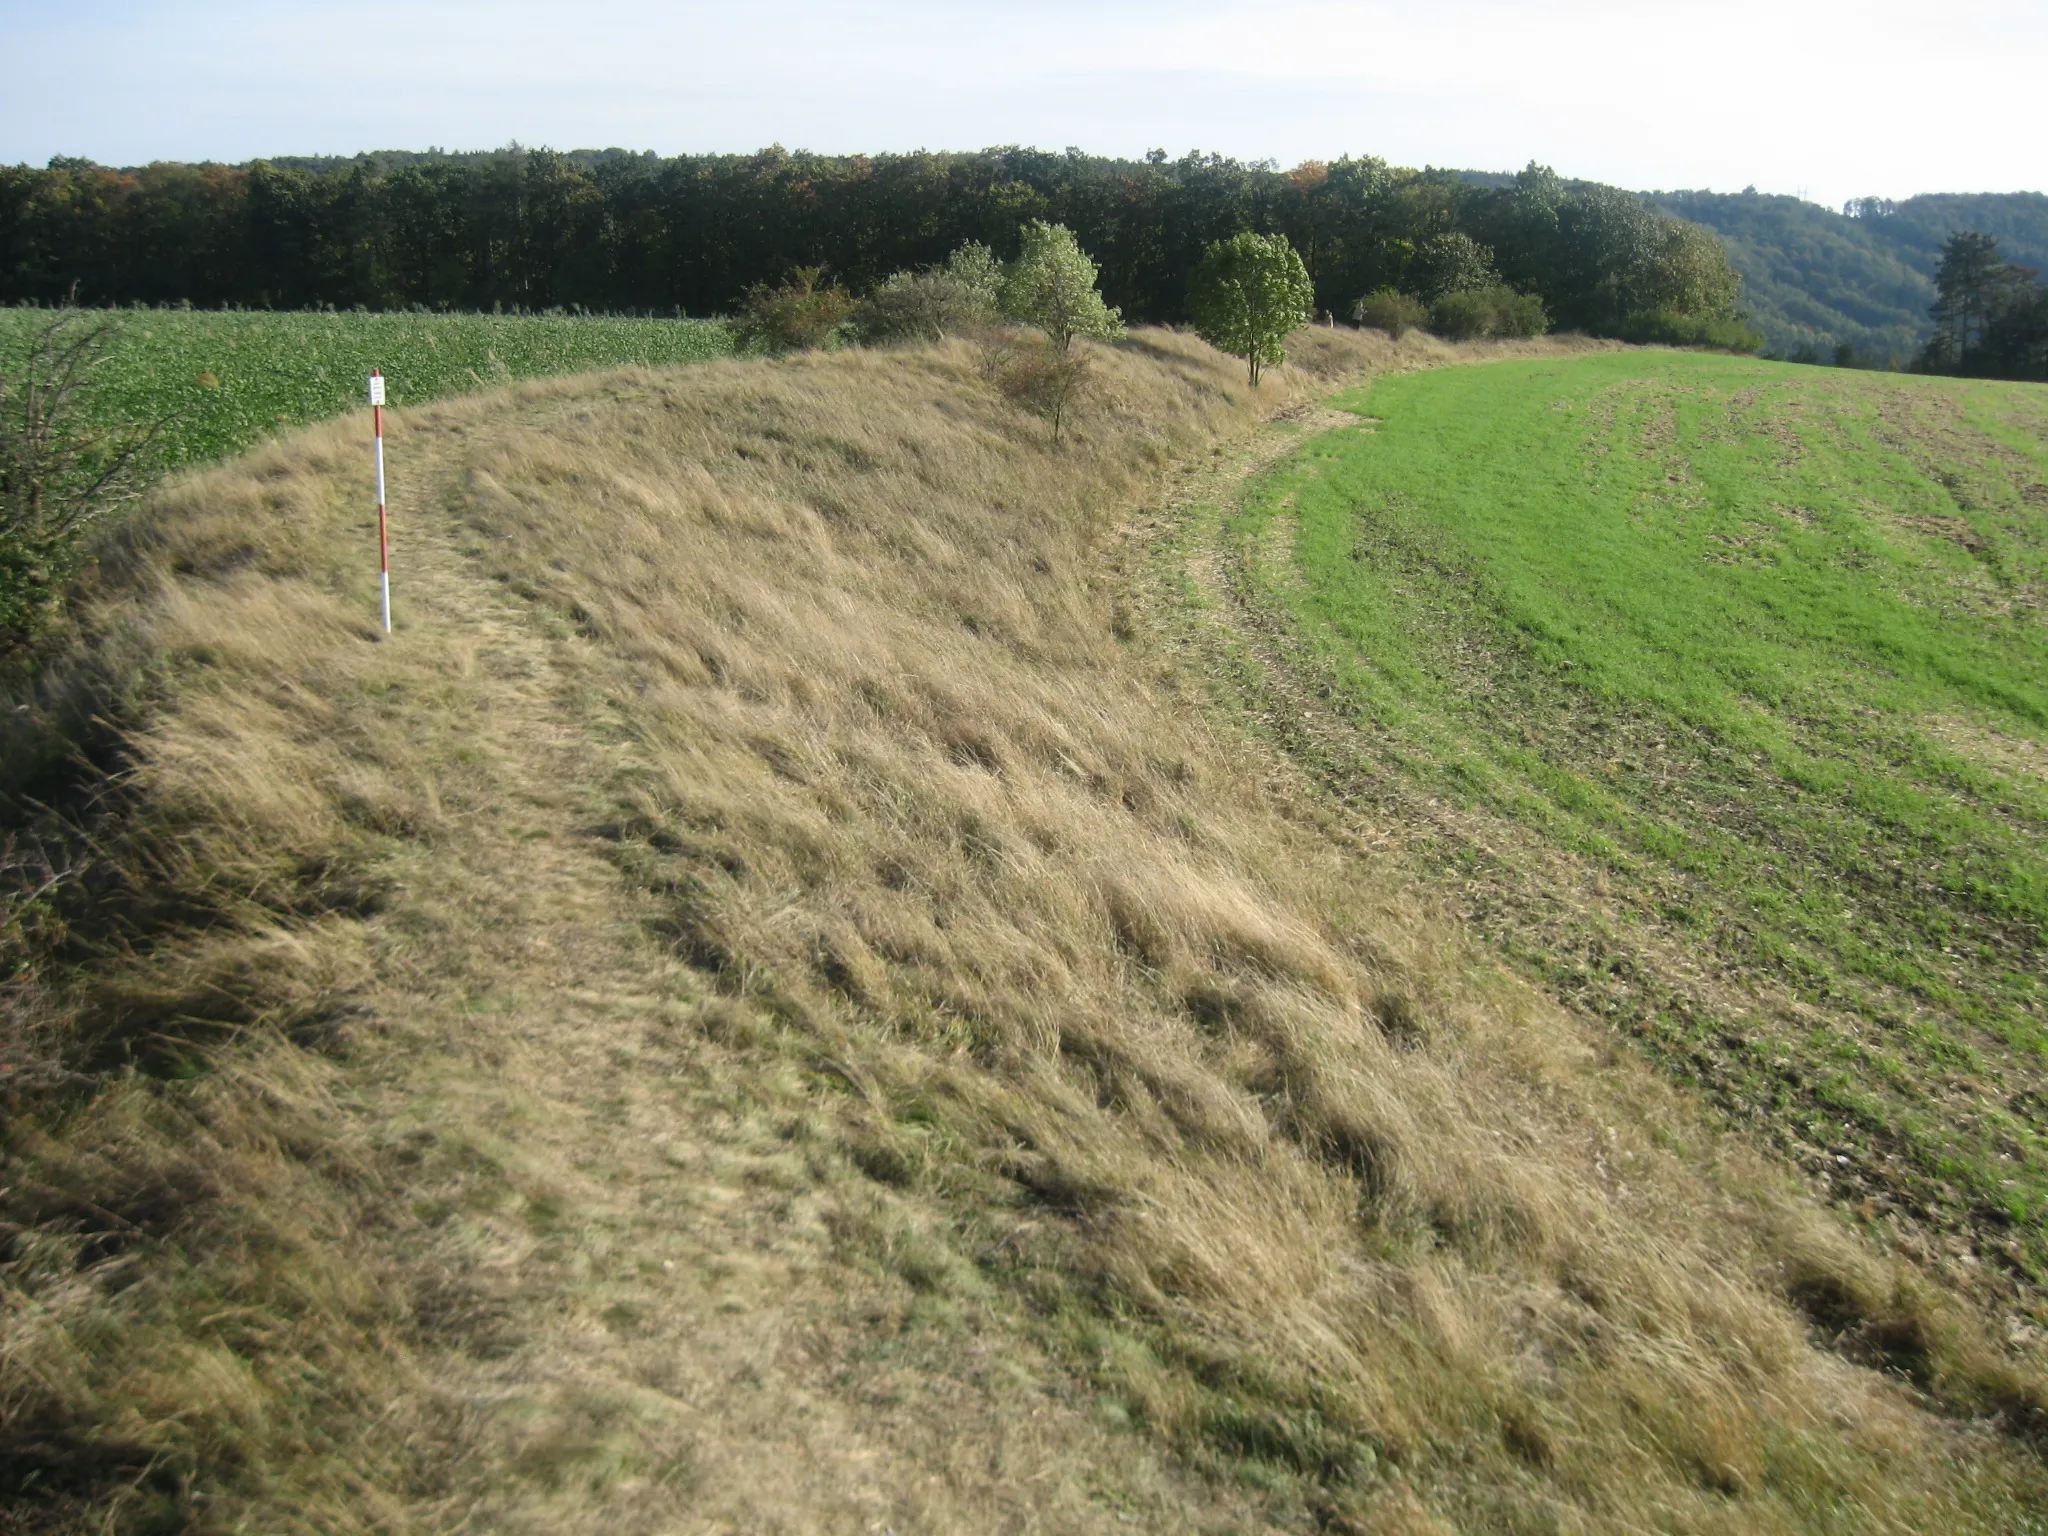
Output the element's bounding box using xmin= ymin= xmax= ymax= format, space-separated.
xmin=1225 ymin=351 xmax=2048 ymax=1285
xmin=0 ymin=306 xmax=731 ymax=473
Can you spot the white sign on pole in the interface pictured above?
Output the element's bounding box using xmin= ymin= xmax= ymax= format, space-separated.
xmin=370 ymin=371 xmax=391 ymax=633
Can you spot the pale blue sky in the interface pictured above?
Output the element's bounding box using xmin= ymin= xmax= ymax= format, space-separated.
xmin=4 ymin=0 xmax=2042 ymax=208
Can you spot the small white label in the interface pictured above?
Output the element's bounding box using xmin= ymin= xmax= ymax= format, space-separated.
xmin=368 ymin=374 xmax=386 ymax=406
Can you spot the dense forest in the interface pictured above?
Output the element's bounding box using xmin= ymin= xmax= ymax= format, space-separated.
xmin=0 ymin=146 xmax=1745 ymax=343
xmin=1651 ymin=188 xmax=2048 ymax=364
xmin=1918 ymin=230 xmax=2048 ymax=381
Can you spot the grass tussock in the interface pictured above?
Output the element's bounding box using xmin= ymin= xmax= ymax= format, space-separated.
xmin=2 ymin=327 xmax=2045 ymax=1533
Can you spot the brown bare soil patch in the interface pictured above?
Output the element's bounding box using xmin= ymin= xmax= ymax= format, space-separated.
xmin=1923 ymin=713 xmax=2048 ymax=783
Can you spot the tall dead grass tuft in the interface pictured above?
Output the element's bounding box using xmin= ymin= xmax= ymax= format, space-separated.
xmin=1 ymin=327 xmax=2043 ymax=1531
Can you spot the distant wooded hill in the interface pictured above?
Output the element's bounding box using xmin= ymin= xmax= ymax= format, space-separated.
xmin=1646 ymin=189 xmax=2048 ymax=364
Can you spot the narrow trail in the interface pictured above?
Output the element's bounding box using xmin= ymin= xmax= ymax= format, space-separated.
xmin=1114 ymin=395 xmax=1432 ymax=852
xmin=338 ymin=402 xmax=1289 ymax=1535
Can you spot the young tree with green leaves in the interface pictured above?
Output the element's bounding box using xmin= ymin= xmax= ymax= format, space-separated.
xmin=1187 ymin=231 xmax=1316 ymax=386
xmin=944 ymin=242 xmax=1004 ymax=310
xmin=998 ymin=222 xmax=1124 ymax=352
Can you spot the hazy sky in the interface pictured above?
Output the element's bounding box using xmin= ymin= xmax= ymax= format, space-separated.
xmin=4 ymin=0 xmax=2043 ymax=208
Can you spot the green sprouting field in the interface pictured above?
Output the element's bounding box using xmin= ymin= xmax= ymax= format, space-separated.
xmin=0 ymin=306 xmax=731 ymax=472
xmin=1228 ymin=350 xmax=2048 ymax=1280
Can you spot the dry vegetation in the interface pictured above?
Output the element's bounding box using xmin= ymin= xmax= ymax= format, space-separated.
xmin=3 ymin=328 xmax=2047 ymax=1533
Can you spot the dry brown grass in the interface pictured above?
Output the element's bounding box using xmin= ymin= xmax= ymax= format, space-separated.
xmin=2 ymin=327 xmax=2045 ymax=1533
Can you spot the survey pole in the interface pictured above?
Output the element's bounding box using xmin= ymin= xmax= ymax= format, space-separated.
xmin=370 ymin=370 xmax=390 ymax=633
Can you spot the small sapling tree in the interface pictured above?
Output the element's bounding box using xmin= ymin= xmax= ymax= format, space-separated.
xmin=999 ymin=222 xmax=1124 ymax=352
xmin=1188 ymin=231 xmax=1316 ymax=387
xmin=987 ymin=333 xmax=1092 ymax=445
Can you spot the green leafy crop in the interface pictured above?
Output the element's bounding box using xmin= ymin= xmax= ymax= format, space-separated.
xmin=0 ymin=307 xmax=731 ymax=476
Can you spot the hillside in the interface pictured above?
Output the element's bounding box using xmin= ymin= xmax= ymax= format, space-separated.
xmin=1650 ymin=190 xmax=2048 ymax=362
xmin=5 ymin=333 xmax=2048 ymax=1534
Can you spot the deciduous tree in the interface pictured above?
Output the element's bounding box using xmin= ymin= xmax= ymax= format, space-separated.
xmin=1410 ymin=231 xmax=1497 ymax=301
xmin=998 ymin=222 xmax=1123 ymax=352
xmin=1188 ymin=231 xmax=1315 ymax=386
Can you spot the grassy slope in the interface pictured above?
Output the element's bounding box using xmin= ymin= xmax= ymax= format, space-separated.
xmin=4 ymin=334 xmax=2047 ymax=1535
xmin=0 ymin=307 xmax=730 ymax=472
xmin=1220 ymin=350 xmax=2048 ymax=1294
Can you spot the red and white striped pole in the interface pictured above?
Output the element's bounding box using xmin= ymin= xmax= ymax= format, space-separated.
xmin=369 ymin=370 xmax=390 ymax=633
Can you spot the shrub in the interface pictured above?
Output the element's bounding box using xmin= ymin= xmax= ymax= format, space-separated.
xmin=852 ymin=270 xmax=999 ymax=346
xmin=1490 ymin=288 xmax=1550 ymax=338
xmin=1188 ymin=231 xmax=1316 ymax=387
xmin=1428 ymin=290 xmax=1494 ymax=341
xmin=856 ymin=276 xmax=999 ymax=352
xmin=730 ymin=266 xmax=855 ymax=353
xmin=1353 ymin=289 xmax=1428 ymax=338
xmin=1617 ymin=308 xmax=1765 ymax=353
xmin=1429 ymin=284 xmax=1551 ymax=341
xmin=0 ymin=310 xmax=160 ymax=652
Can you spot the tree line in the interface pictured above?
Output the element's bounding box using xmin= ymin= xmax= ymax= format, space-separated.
xmin=1918 ymin=231 xmax=2048 ymax=382
xmin=0 ymin=146 xmax=1747 ymax=342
